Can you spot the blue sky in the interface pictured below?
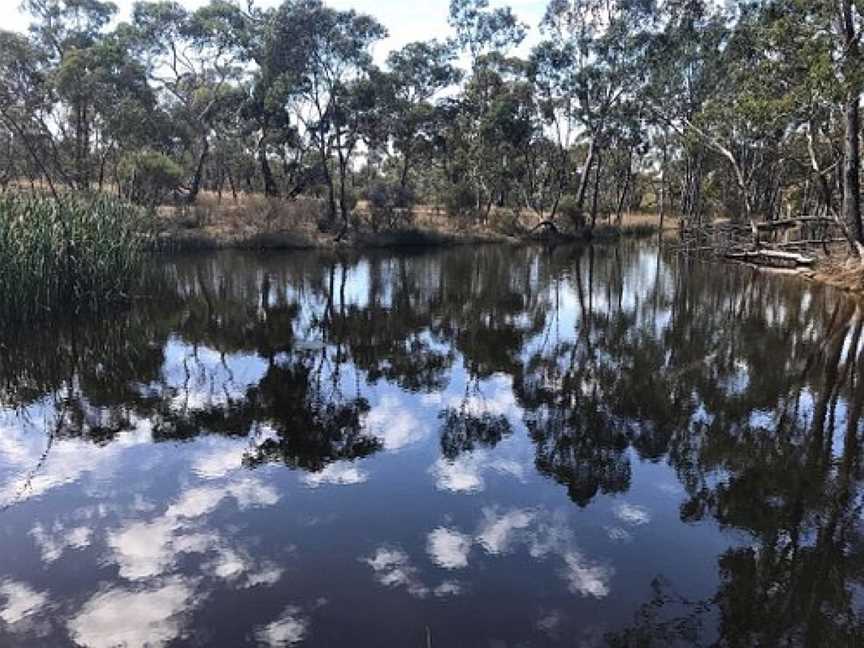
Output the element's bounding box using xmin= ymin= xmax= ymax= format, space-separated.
xmin=9 ymin=0 xmax=549 ymax=61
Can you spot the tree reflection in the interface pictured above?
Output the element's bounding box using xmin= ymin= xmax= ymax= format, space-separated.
xmin=240 ymin=357 xmax=379 ymax=471
xmin=604 ymin=296 xmax=864 ymax=647
xmin=438 ymin=406 xmax=512 ymax=460
xmin=4 ymin=242 xmax=864 ymax=645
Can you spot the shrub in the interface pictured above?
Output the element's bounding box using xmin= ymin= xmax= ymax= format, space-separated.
xmin=118 ymin=150 xmax=183 ymax=206
xmin=444 ymin=183 xmax=476 ymax=221
xmin=556 ymin=194 xmax=586 ymax=229
xmin=364 ymin=181 xmax=415 ymax=231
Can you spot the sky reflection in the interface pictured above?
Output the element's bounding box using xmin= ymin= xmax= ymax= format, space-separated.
xmin=0 ymin=243 xmax=862 ymax=646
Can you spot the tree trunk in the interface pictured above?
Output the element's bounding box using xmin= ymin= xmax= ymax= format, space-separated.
xmin=258 ymin=135 xmax=279 ymax=197
xmin=844 ymin=98 xmax=863 ymax=242
xmin=572 ymin=137 xmax=596 ymax=229
xmin=840 ymin=0 xmax=862 ymax=242
xmin=590 ymin=154 xmax=602 ymax=230
xmin=188 ymin=135 xmax=210 ymax=204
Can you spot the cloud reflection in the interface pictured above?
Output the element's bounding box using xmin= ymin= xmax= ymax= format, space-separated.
xmin=430 ymin=451 xmax=524 ymax=494
xmin=255 ymin=606 xmax=310 ymax=647
xmin=366 ymin=396 xmax=429 ymax=451
xmin=0 ymin=579 xmax=49 ymax=627
xmin=30 ymin=523 xmax=92 ymax=564
xmin=426 ymin=528 xmax=472 ymax=570
xmin=614 ymin=503 xmax=651 ymax=526
xmin=107 ymin=477 xmax=280 ymax=581
xmin=67 ymin=577 xmax=196 ymax=648
xmin=302 ymin=461 xmax=368 ymax=488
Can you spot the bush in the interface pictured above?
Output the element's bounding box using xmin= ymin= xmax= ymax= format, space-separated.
xmin=444 ymin=183 xmax=476 ymax=221
xmin=118 ymin=150 xmax=183 ymax=206
xmin=0 ymin=194 xmax=151 ymax=322
xmin=364 ymin=181 xmax=415 ymax=231
xmin=556 ymin=194 xmax=586 ymax=229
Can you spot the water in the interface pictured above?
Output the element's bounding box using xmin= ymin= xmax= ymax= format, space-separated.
xmin=0 ymin=242 xmax=862 ymax=647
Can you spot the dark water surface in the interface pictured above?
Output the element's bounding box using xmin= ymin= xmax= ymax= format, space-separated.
xmin=1 ymin=242 xmax=863 ymax=647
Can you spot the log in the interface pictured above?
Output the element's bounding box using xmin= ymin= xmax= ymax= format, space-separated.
xmin=529 ymin=220 xmax=560 ymax=235
xmin=725 ymin=249 xmax=816 ymax=267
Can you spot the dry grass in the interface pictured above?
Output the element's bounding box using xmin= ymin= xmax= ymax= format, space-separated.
xmin=154 ymin=192 xmax=525 ymax=250
xmin=60 ymin=189 xmax=672 ymax=251
xmin=808 ymin=257 xmax=864 ymax=293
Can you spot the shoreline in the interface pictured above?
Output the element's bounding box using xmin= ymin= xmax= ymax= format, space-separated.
xmin=152 ymin=221 xmax=662 ymax=253
xmin=153 ymin=218 xmax=864 ymax=296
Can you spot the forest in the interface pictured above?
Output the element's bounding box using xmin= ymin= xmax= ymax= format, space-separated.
xmin=1 ymin=0 xmax=862 ymax=246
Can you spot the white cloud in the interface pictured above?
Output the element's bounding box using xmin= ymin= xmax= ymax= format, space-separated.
xmin=474 ymin=508 xmax=613 ymax=599
xmin=430 ymin=450 xmax=526 ymax=494
xmin=605 ymin=527 xmax=633 ymax=542
xmin=366 ymin=396 xmax=429 ymax=451
xmin=30 ymin=523 xmax=92 ymax=564
xmin=430 ymin=455 xmax=484 ymax=493
xmin=614 ymin=503 xmax=651 ymax=527
xmin=0 ymin=580 xmax=49 ymax=626
xmin=107 ymin=477 xmax=279 ymax=581
xmin=67 ymin=577 xmax=196 ymax=648
xmin=165 ymin=487 xmax=225 ymax=520
xmin=191 ymin=443 xmax=247 ymax=480
xmin=106 ymin=517 xmax=193 ymax=581
xmin=426 ymin=528 xmax=472 ymax=570
xmin=362 ymin=547 xmax=429 ymax=599
xmin=476 ymin=508 xmax=534 ymax=555
xmin=208 ymin=548 xmax=250 ymax=582
xmin=256 ymin=606 xmax=309 ymax=647
xmin=302 ymin=461 xmax=368 ymax=488
xmin=243 ymin=564 xmax=284 ymax=589
xmin=227 ymin=478 xmax=280 ymax=509
xmin=0 ymin=416 xmax=153 ymax=508
xmin=433 ymin=580 xmax=464 ymax=597
xmin=561 ymin=552 xmax=613 ymax=599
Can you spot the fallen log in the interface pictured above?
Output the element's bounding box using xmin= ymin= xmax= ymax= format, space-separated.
xmin=725 ymin=249 xmax=816 ymax=267
xmin=529 ymin=220 xmax=560 ymax=235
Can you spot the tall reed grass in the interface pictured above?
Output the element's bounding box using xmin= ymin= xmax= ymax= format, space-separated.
xmin=0 ymin=194 xmax=151 ymax=321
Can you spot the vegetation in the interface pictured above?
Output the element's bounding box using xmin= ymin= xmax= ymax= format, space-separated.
xmin=0 ymin=0 xmax=861 ymax=252
xmin=0 ymin=194 xmax=149 ymax=321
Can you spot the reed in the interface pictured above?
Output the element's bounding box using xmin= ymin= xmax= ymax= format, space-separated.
xmin=0 ymin=194 xmax=152 ymax=322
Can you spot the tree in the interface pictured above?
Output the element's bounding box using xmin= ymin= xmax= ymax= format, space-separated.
xmin=265 ymin=0 xmax=386 ymax=233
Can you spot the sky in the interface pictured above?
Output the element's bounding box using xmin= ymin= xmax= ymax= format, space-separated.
xmin=8 ymin=0 xmax=549 ymax=62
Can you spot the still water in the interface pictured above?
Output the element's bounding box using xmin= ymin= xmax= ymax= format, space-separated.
xmin=0 ymin=242 xmax=862 ymax=647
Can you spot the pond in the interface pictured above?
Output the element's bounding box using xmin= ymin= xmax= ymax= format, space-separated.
xmin=0 ymin=242 xmax=862 ymax=647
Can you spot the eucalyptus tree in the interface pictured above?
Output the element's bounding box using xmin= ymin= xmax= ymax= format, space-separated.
xmin=20 ymin=0 xmax=123 ymax=190
xmin=128 ymin=1 xmax=247 ymax=203
xmin=444 ymin=0 xmax=530 ymax=221
xmin=448 ymin=0 xmax=527 ymax=65
xmin=264 ymin=0 xmax=386 ymax=232
xmin=534 ymin=0 xmax=655 ymax=230
xmin=0 ymin=30 xmax=60 ymax=197
xmin=383 ymin=40 xmax=462 ymax=189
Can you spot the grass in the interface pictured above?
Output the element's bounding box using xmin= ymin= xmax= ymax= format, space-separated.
xmin=152 ymin=191 xmax=672 ymax=250
xmin=0 ymin=193 xmax=151 ymax=322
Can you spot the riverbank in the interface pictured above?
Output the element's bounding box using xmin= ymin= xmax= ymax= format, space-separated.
xmin=152 ymin=194 xmax=669 ymax=251
xmin=803 ymin=258 xmax=864 ymax=294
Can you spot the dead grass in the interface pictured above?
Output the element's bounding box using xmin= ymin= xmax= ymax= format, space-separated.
xmin=62 ymin=190 xmax=672 ymax=251
xmin=807 ymin=257 xmax=864 ymax=293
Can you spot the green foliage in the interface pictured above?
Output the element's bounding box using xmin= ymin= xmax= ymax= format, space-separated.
xmin=118 ymin=150 xmax=183 ymax=206
xmin=444 ymin=182 xmax=478 ymax=220
xmin=0 ymin=194 xmax=150 ymax=321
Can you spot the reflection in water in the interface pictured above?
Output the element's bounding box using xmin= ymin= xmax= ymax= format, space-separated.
xmin=0 ymin=243 xmax=863 ymax=645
